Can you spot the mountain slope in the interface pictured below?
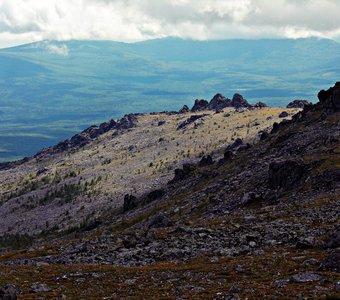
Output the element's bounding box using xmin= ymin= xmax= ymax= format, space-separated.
xmin=0 ymin=38 xmax=339 ymax=161
xmin=0 ymin=83 xmax=339 ymax=299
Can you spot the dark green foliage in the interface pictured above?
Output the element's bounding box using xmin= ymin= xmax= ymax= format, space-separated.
xmin=40 ymin=183 xmax=86 ymax=205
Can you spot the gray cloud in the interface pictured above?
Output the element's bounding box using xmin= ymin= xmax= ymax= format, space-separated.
xmin=0 ymin=0 xmax=339 ymax=48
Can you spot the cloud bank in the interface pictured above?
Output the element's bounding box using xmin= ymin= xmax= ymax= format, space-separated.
xmin=0 ymin=0 xmax=339 ymax=48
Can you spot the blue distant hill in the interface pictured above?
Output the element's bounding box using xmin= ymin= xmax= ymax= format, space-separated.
xmin=0 ymin=37 xmax=339 ymax=161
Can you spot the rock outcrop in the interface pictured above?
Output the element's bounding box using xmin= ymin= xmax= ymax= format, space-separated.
xmin=318 ymin=81 xmax=340 ymax=112
xmin=287 ymin=100 xmax=311 ymax=108
xmin=179 ymin=105 xmax=189 ymax=114
xmin=207 ymin=94 xmax=231 ymax=110
xmin=231 ymin=93 xmax=251 ymax=108
xmin=254 ymin=102 xmax=268 ymax=108
xmin=177 ymin=114 xmax=207 ymax=130
xmin=35 ymin=114 xmax=138 ymax=158
xmin=191 ymin=99 xmax=209 ymax=112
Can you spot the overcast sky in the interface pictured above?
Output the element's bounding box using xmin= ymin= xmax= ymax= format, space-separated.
xmin=0 ymin=0 xmax=339 ymax=48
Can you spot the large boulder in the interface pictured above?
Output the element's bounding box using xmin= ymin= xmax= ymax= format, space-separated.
xmin=123 ymin=194 xmax=138 ymax=212
xmin=208 ymin=94 xmax=231 ymax=110
xmin=327 ymin=231 xmax=340 ymax=249
xmin=226 ymin=138 xmax=243 ymax=151
xmin=191 ymin=99 xmax=209 ymax=112
xmin=170 ymin=163 xmax=196 ymax=182
xmin=268 ymin=159 xmax=305 ymax=190
xmin=198 ymin=155 xmax=214 ymax=167
xmin=318 ymin=82 xmax=340 ymax=112
xmin=279 ymin=111 xmax=289 ymax=118
xmin=147 ymin=189 xmax=165 ymax=201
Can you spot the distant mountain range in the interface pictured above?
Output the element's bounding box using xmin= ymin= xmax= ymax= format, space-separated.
xmin=0 ymin=37 xmax=339 ymax=161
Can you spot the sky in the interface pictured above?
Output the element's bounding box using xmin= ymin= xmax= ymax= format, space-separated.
xmin=0 ymin=0 xmax=340 ymax=48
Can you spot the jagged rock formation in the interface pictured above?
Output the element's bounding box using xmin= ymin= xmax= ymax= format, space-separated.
xmin=318 ymin=81 xmax=340 ymax=112
xmin=254 ymin=101 xmax=268 ymax=108
xmin=207 ymin=93 xmax=231 ymax=110
xmin=34 ymin=114 xmax=137 ymax=158
xmin=178 ymin=105 xmax=189 ymax=114
xmin=191 ymin=99 xmax=209 ymax=111
xmin=177 ymin=114 xmax=207 ymax=130
xmin=231 ymin=93 xmax=251 ymax=108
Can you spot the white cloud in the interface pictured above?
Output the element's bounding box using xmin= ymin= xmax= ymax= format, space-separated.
xmin=46 ymin=43 xmax=69 ymax=56
xmin=0 ymin=0 xmax=339 ymax=48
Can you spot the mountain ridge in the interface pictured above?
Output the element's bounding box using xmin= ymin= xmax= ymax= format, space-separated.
xmin=0 ymin=37 xmax=339 ymax=162
xmin=0 ymin=82 xmax=338 ymax=298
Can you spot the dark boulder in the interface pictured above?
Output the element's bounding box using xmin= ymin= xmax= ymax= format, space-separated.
xmin=208 ymin=94 xmax=231 ymax=110
xmin=223 ymin=150 xmax=233 ymax=161
xmin=327 ymin=231 xmax=340 ymax=249
xmin=259 ymin=130 xmax=269 ymax=140
xmin=158 ymin=120 xmax=166 ymax=126
xmin=170 ymin=163 xmax=195 ymax=182
xmin=287 ymin=100 xmax=311 ymax=109
xmin=0 ymin=284 xmax=21 ymax=300
xmin=318 ymin=82 xmax=340 ymax=112
xmin=296 ymin=237 xmax=325 ymax=249
xmin=231 ymin=94 xmax=251 ymax=108
xmin=177 ymin=114 xmax=206 ymax=130
xmin=268 ymin=159 xmax=305 ymax=190
xmin=226 ymin=138 xmax=243 ymax=151
xmin=279 ymin=111 xmax=289 ymax=118
xmin=270 ymin=122 xmax=280 ymax=133
xmin=123 ymin=194 xmax=138 ymax=212
xmin=147 ymin=189 xmax=165 ymax=201
xmin=179 ymin=105 xmax=190 ymax=114
xmin=36 ymin=167 xmax=49 ymax=176
xmin=191 ymin=99 xmax=209 ymax=112
xmin=198 ymin=155 xmax=214 ymax=167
